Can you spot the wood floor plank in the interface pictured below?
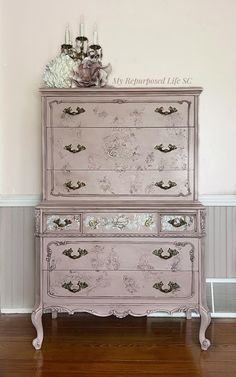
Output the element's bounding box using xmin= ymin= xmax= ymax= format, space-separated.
xmin=0 ymin=314 xmax=235 ymax=377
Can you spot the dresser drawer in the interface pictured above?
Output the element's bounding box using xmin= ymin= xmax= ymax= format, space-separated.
xmin=43 ymin=239 xmax=198 ymax=271
xmin=44 ymin=214 xmax=81 ymax=233
xmin=47 ymin=127 xmax=194 ymax=171
xmin=44 ymin=270 xmax=196 ymax=299
xmin=160 ymin=214 xmax=197 ymax=234
xmin=47 ymin=96 xmax=194 ymax=128
xmin=46 ymin=170 xmax=193 ymax=200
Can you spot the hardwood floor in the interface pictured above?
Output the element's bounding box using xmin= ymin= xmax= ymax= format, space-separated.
xmin=0 ymin=314 xmax=235 ymax=377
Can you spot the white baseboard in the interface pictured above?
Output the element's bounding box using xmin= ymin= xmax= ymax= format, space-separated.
xmin=1 ymin=308 xmax=33 ymax=314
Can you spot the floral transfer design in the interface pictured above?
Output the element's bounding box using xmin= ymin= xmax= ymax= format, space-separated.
xmin=123 ymin=275 xmax=139 ymax=294
xmin=84 ymin=213 xmax=156 ymax=232
xmin=103 ymin=128 xmax=141 ymax=170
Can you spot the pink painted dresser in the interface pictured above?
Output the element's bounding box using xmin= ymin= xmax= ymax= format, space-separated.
xmin=32 ymin=87 xmax=211 ymax=350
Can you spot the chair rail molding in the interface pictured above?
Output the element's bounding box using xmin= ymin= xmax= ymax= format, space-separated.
xmin=0 ymin=195 xmax=41 ymax=207
xmin=1 ymin=194 xmax=236 ymax=207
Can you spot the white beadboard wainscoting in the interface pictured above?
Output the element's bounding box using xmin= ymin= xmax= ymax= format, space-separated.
xmin=0 ymin=195 xmax=236 ymax=316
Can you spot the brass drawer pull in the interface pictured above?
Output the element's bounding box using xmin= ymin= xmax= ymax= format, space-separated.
xmin=64 ymin=144 xmax=86 ymax=153
xmin=152 ymin=248 xmax=179 ymax=259
xmin=53 ymin=218 xmax=72 ymax=228
xmin=62 ymin=247 xmax=88 ymax=259
xmin=62 ymin=280 xmax=88 ymax=293
xmin=154 ymin=143 xmax=177 ymax=153
xmin=63 ymin=106 xmax=85 ymax=116
xmin=155 ymin=180 xmax=177 ymax=190
xmin=153 ymin=281 xmax=180 ymax=293
xmin=155 ymin=106 xmax=178 ymax=115
xmin=168 ymin=218 xmax=187 ymax=228
xmin=65 ymin=180 xmax=86 ymax=191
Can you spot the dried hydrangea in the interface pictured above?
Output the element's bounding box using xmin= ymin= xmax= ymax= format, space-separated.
xmin=43 ymin=54 xmax=77 ymax=88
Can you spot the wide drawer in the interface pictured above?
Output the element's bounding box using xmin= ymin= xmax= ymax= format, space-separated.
xmin=43 ymin=238 xmax=198 ymax=271
xmin=47 ymin=127 xmax=193 ymax=171
xmin=47 ymin=96 xmax=194 ymax=128
xmin=46 ymin=170 xmax=193 ymax=200
xmin=44 ymin=270 xmax=196 ymax=299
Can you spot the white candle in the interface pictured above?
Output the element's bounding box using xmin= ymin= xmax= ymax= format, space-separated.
xmin=80 ymin=15 xmax=84 ymax=36
xmin=65 ymin=24 xmax=70 ymax=44
xmin=93 ymin=23 xmax=98 ymax=45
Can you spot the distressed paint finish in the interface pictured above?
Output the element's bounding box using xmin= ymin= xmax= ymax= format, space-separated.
xmin=47 ymin=127 xmax=194 ymax=171
xmin=47 ymin=97 xmax=193 ymax=128
xmin=32 ymin=87 xmax=211 ymax=351
xmin=43 ymin=239 xmax=197 ymax=271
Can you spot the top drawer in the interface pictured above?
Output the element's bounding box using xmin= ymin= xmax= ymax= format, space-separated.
xmin=46 ymin=96 xmax=194 ymax=128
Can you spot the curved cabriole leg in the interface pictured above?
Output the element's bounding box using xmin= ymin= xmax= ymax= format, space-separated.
xmin=199 ymin=306 xmax=211 ymax=350
xmin=31 ymin=307 xmax=43 ymax=350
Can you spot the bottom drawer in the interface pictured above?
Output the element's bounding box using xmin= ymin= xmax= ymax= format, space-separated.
xmin=44 ymin=270 xmax=195 ymax=300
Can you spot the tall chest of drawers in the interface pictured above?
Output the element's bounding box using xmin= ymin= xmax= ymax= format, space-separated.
xmin=32 ymin=87 xmax=211 ymax=350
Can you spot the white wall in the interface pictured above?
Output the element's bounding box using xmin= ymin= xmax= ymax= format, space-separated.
xmin=1 ymin=0 xmax=236 ymax=195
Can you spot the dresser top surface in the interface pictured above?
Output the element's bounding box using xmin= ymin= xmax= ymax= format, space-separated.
xmin=36 ymin=200 xmax=205 ymax=210
xmin=39 ymin=87 xmax=203 ymax=96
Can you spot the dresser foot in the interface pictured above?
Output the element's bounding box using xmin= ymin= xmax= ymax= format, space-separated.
xmin=186 ymin=309 xmax=192 ymax=320
xmin=31 ymin=307 xmax=43 ymax=350
xmin=199 ymin=306 xmax=211 ymax=350
xmin=51 ymin=310 xmax=58 ymax=319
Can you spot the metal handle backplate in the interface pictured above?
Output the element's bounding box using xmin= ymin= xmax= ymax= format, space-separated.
xmin=53 ymin=218 xmax=72 ymax=228
xmin=155 ymin=180 xmax=177 ymax=190
xmin=63 ymin=106 xmax=85 ymax=116
xmin=152 ymin=248 xmax=179 ymax=259
xmin=168 ymin=218 xmax=187 ymax=228
xmin=62 ymin=247 xmax=88 ymax=259
xmin=153 ymin=281 xmax=180 ymax=293
xmin=155 ymin=106 xmax=178 ymax=115
xmin=154 ymin=144 xmax=177 ymax=153
xmin=62 ymin=280 xmax=88 ymax=293
xmin=64 ymin=144 xmax=86 ymax=153
xmin=65 ymin=180 xmax=86 ymax=191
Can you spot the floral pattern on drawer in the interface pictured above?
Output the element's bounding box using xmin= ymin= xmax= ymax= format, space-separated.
xmin=47 ymin=97 xmax=193 ymax=128
xmin=83 ymin=213 xmax=157 ymax=234
xmin=160 ymin=214 xmax=196 ymax=233
xmin=47 ymin=127 xmax=194 ymax=171
xmin=45 ymin=214 xmax=81 ymax=232
xmin=44 ymin=270 xmax=195 ymax=299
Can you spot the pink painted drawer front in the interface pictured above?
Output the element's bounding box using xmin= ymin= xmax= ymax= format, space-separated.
xmin=83 ymin=213 xmax=157 ymax=234
xmin=44 ymin=270 xmax=195 ymax=299
xmin=47 ymin=97 xmax=193 ymax=128
xmin=46 ymin=170 xmax=193 ymax=200
xmin=160 ymin=214 xmax=197 ymax=234
xmin=43 ymin=239 xmax=197 ymax=271
xmin=44 ymin=214 xmax=81 ymax=233
xmin=47 ymin=127 xmax=194 ymax=171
